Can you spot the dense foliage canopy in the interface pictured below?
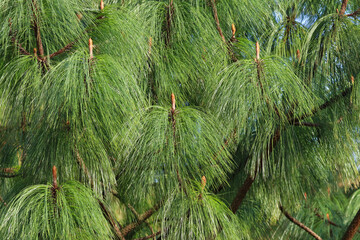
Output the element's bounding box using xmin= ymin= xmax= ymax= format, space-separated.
xmin=0 ymin=0 xmax=359 ymax=239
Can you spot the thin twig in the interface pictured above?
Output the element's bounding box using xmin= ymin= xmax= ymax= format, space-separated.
xmin=292 ymin=122 xmax=320 ymax=127
xmin=279 ymin=205 xmax=322 ymax=240
xmin=8 ymin=19 xmax=31 ymax=56
xmin=49 ymin=41 xmax=77 ymax=58
xmin=210 ymin=0 xmax=226 ymax=43
xmin=314 ymin=211 xmax=360 ymax=234
xmin=127 ymin=204 xmax=156 ymax=239
xmin=98 ymin=200 xmax=125 ymax=240
xmin=134 ymin=231 xmax=161 ymax=240
xmin=290 ymin=87 xmax=352 ymax=123
xmin=346 ymin=8 xmax=360 ymax=17
xmin=121 ymin=203 xmax=161 ymax=237
xmin=31 ymin=0 xmax=45 ymax=57
xmin=165 ymin=0 xmax=174 ymax=47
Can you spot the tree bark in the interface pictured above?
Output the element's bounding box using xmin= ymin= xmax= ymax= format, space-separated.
xmin=230 ymin=129 xmax=281 ymax=213
xmin=340 ymin=0 xmax=348 ymax=15
xmin=342 ymin=208 xmax=360 ymax=240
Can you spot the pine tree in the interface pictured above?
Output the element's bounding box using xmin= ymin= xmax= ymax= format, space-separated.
xmin=0 ymin=0 xmax=359 ymax=239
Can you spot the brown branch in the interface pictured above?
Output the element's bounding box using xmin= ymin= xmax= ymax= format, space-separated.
xmin=121 ymin=203 xmax=161 ymax=237
xmin=165 ymin=0 xmax=174 ymax=47
xmin=8 ymin=19 xmax=31 ymax=56
xmin=279 ymin=205 xmax=322 ymax=240
xmin=290 ymin=87 xmax=352 ymax=123
xmin=314 ymin=211 xmax=360 ymax=234
xmin=98 ymin=200 xmax=125 ymax=240
xmin=49 ymin=41 xmax=77 ymax=59
xmin=210 ymin=0 xmax=226 ymax=43
xmin=134 ymin=231 xmax=161 ymax=240
xmin=127 ymin=203 xmax=156 ymax=239
xmin=346 ymin=8 xmax=360 ymax=17
xmin=0 ymin=167 xmax=20 ymax=178
xmin=342 ymin=208 xmax=360 ymax=240
xmin=230 ymin=128 xmax=281 ymax=213
xmin=31 ymin=0 xmax=45 ymax=58
xmin=51 ymin=166 xmax=58 ymax=205
xmin=230 ymin=174 xmax=255 ymax=213
xmin=340 ymin=0 xmax=349 ymax=15
xmin=74 ymin=146 xmax=93 ymax=188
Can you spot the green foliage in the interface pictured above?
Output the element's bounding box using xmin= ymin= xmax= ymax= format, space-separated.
xmin=0 ymin=181 xmax=113 ymax=239
xmin=0 ymin=0 xmax=359 ymax=239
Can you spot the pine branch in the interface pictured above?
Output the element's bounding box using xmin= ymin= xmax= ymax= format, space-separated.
xmin=290 ymin=87 xmax=352 ymax=123
xmin=230 ymin=128 xmax=281 ymax=213
xmin=210 ymin=0 xmax=226 ymax=43
xmin=98 ymin=200 xmax=125 ymax=240
xmin=279 ymin=205 xmax=322 ymax=240
xmin=342 ymin=208 xmax=360 ymax=240
xmin=121 ymin=203 xmax=161 ymax=237
xmin=134 ymin=231 xmax=161 ymax=240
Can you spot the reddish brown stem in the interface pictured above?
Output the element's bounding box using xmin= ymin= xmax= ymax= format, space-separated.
xmin=49 ymin=41 xmax=76 ymax=59
xmin=8 ymin=19 xmax=31 ymax=56
xmin=121 ymin=204 xmax=161 ymax=236
xmin=98 ymin=200 xmax=125 ymax=240
xmin=346 ymin=8 xmax=360 ymax=17
xmin=230 ymin=175 xmax=255 ymax=213
xmin=127 ymin=204 xmax=156 ymax=239
xmin=210 ymin=0 xmax=226 ymax=43
xmin=314 ymin=212 xmax=360 ymax=234
xmin=165 ymin=0 xmax=174 ymax=47
xmin=0 ymin=168 xmax=20 ymax=178
xmin=340 ymin=0 xmax=349 ymax=15
xmin=230 ymin=129 xmax=281 ymax=213
xmin=31 ymin=0 xmax=45 ymax=58
xmin=280 ymin=205 xmax=322 ymax=240
xmin=290 ymin=87 xmax=352 ymax=123
xmin=342 ymin=208 xmax=360 ymax=240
